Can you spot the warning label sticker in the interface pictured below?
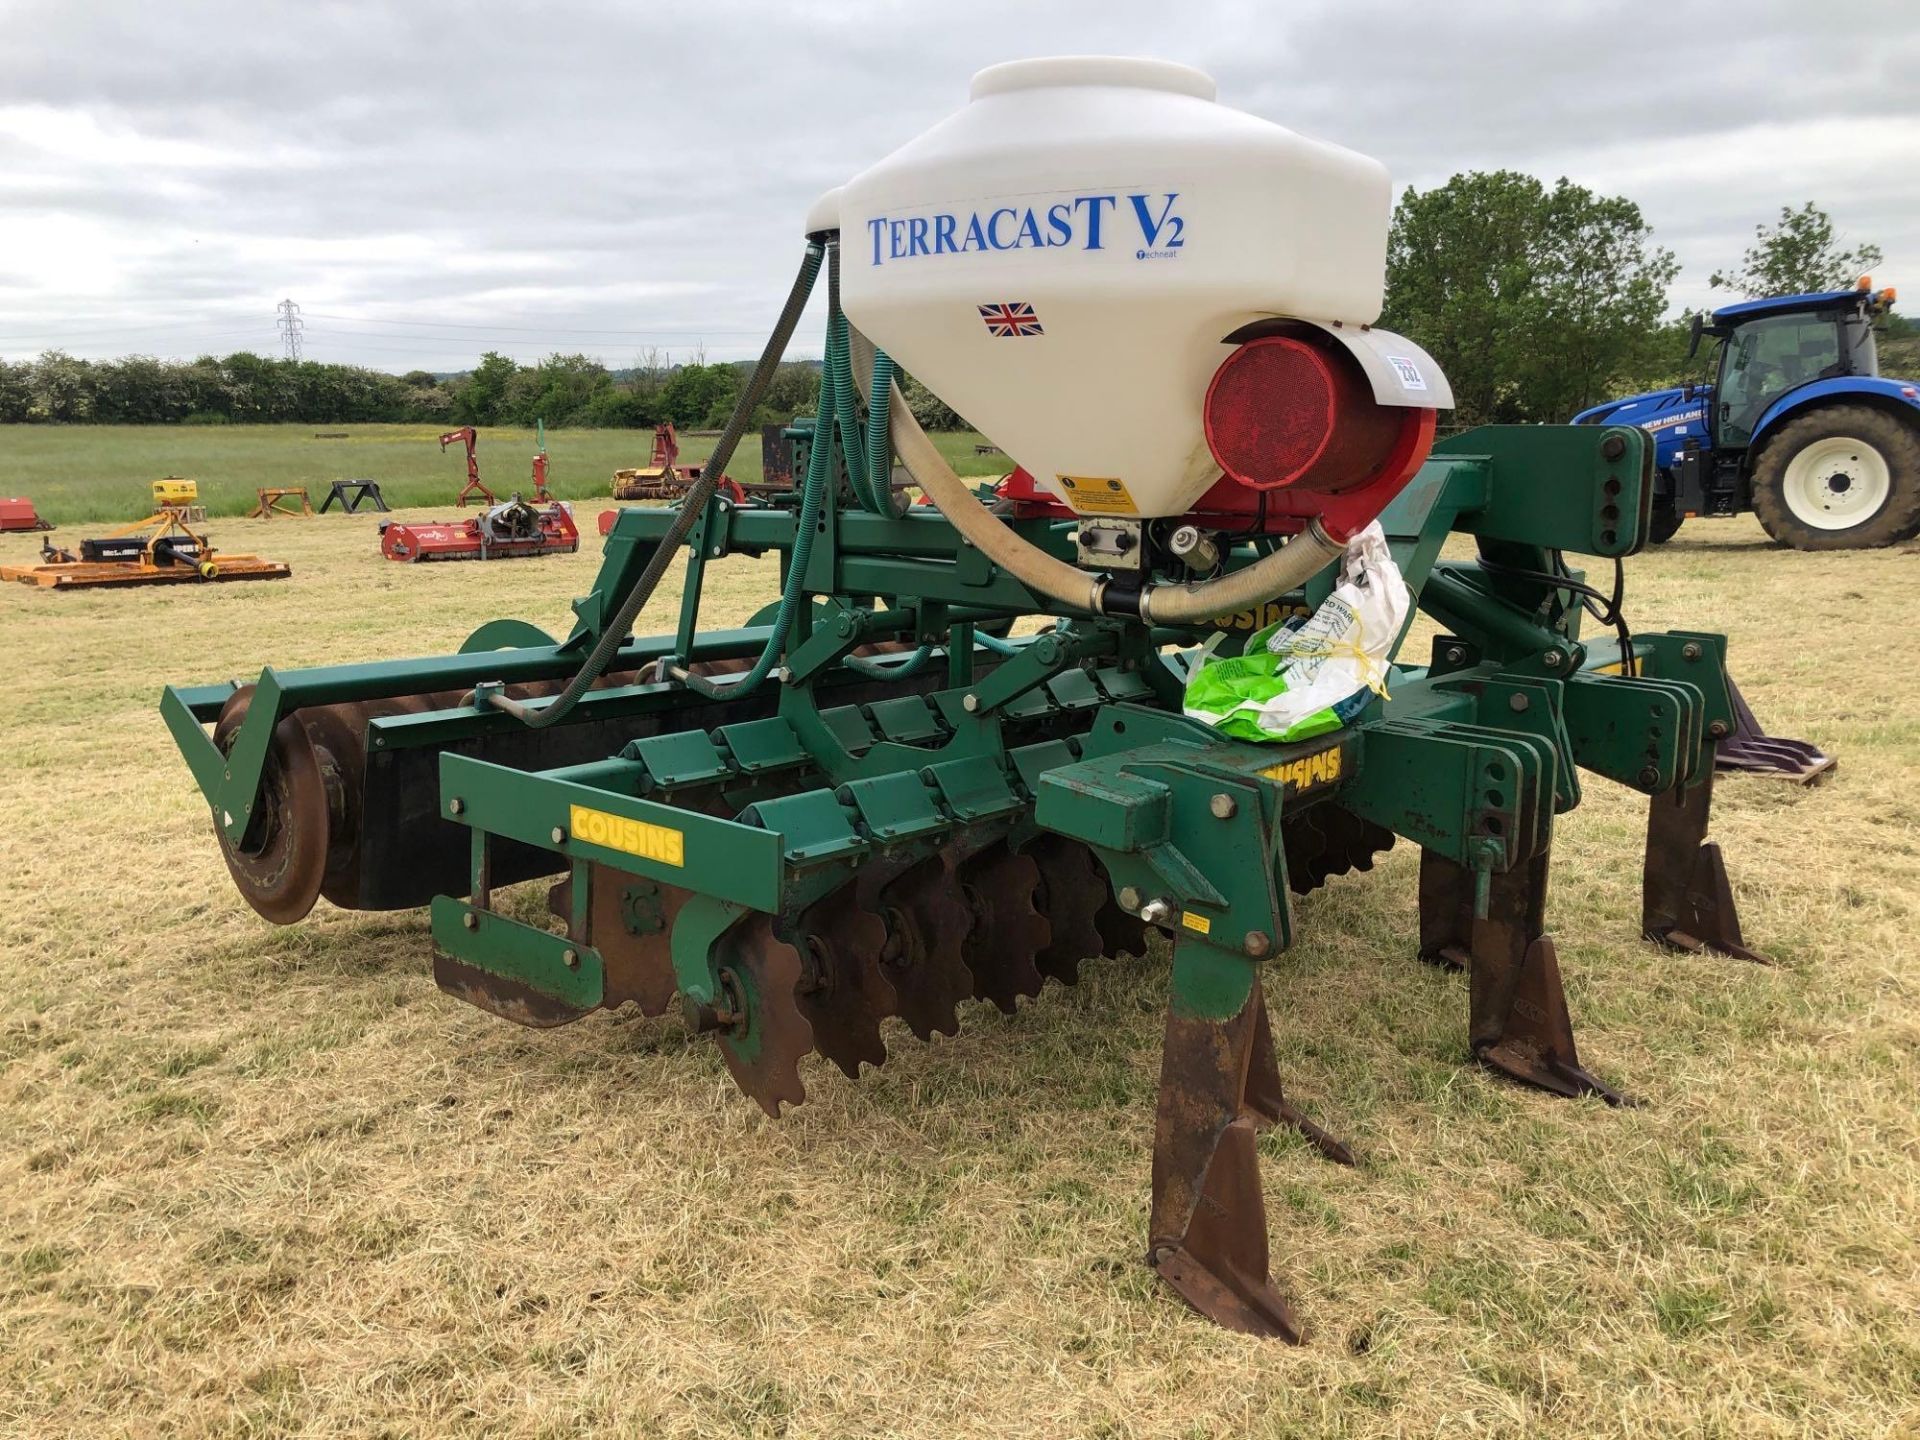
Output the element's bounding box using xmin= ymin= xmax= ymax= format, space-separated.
xmin=1057 ymin=475 xmax=1139 ymax=515
xmin=1181 ymin=910 xmax=1212 ymax=936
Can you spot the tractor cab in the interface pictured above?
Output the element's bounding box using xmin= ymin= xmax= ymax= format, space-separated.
xmin=1696 ymin=283 xmax=1889 ymax=450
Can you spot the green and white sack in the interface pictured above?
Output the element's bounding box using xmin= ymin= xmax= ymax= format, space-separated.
xmin=1182 ymin=521 xmax=1408 ymax=743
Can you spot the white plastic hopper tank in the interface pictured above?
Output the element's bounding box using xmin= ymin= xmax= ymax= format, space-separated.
xmin=823 ymin=56 xmax=1438 ymax=520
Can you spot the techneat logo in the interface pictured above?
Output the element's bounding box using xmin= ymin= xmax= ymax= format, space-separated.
xmin=865 ymin=193 xmax=1185 ymax=265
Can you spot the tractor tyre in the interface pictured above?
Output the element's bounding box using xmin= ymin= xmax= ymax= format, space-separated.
xmin=1647 ymin=504 xmax=1684 ymax=545
xmin=1750 ymin=405 xmax=1920 ymax=550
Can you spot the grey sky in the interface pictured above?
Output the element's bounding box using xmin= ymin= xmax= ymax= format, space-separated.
xmin=1 ymin=0 xmax=1915 ymax=371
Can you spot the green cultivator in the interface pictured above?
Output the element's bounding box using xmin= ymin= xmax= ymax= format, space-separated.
xmin=161 ymin=66 xmax=1772 ymax=1341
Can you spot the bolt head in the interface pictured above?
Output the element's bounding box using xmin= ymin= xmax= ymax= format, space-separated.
xmin=1209 ymin=792 xmax=1238 ymax=820
xmin=461 ymin=911 xmax=479 ymax=931
xmin=1638 ymin=766 xmax=1662 ymax=788
xmin=551 ymin=826 xmax=567 ymax=845
xmin=1117 ymin=886 xmax=1143 ymax=912
xmin=448 ymin=797 xmax=465 ymax=816
xmin=1139 ymin=898 xmax=1173 ymax=927
xmin=1508 ymin=692 xmax=1530 ymax=713
xmin=1708 ymin=720 xmax=1729 ymax=739
xmin=1542 ymin=649 xmax=1564 ymax=668
xmin=1682 ymin=641 xmax=1703 ymax=661
xmin=1243 ymin=930 xmax=1271 ymax=959
xmin=561 ymin=948 xmax=580 ymax=970
xmin=1445 ymin=646 xmax=1466 ymax=665
xmin=962 ymin=693 xmax=979 ymax=713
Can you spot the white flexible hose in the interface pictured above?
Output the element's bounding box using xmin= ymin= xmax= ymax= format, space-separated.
xmin=884 ymin=386 xmax=1342 ymax=624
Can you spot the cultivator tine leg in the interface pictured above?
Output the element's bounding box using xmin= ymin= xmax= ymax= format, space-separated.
xmin=860 ymin=853 xmax=976 ymax=1040
xmin=1244 ymin=986 xmax=1355 ymax=1167
xmin=1425 ymin=848 xmax=1630 ymax=1106
xmin=1148 ymin=968 xmax=1304 ymax=1341
xmin=700 ymin=912 xmax=814 ymax=1117
xmin=1027 ymin=836 xmax=1108 ymax=986
xmin=1416 ymin=848 xmax=1475 ymax=971
xmin=958 ymin=843 xmax=1050 ymax=1014
xmin=789 ymin=892 xmax=894 ymax=1077
xmin=1643 ymin=763 xmax=1767 ymax=963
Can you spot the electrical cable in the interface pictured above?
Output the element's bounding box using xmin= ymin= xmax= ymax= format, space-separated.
xmin=1475 ymin=549 xmax=1636 ymax=675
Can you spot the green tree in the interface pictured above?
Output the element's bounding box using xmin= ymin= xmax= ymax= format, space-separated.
xmin=658 ymin=362 xmax=740 ymax=428
xmin=898 ymin=372 xmax=968 ymax=431
xmin=0 ymin=361 xmax=32 ymax=422
xmin=456 ymin=351 xmax=519 ymax=425
xmin=753 ymin=360 xmax=822 ymax=426
xmin=502 ymin=352 xmax=613 ymax=426
xmin=1709 ymin=203 xmax=1883 ymax=298
xmin=1381 ymin=171 xmax=1678 ymax=424
xmin=26 ymin=351 xmax=96 ymax=422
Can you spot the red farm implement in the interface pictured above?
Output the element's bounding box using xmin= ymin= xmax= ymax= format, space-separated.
xmin=380 ymin=497 xmax=580 ymax=563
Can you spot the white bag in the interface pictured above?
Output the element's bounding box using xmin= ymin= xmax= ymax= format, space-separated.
xmin=1182 ymin=521 xmax=1409 ymax=742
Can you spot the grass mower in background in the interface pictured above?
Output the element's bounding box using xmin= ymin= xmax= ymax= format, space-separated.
xmin=5 ymin=479 xmax=289 ymax=590
xmin=380 ymin=494 xmax=580 ymax=563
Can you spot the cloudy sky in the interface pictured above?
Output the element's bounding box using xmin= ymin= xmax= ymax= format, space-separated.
xmin=2 ymin=0 xmax=1915 ymax=371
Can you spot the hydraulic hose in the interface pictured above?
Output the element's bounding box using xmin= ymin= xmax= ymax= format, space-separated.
xmin=864 ymin=350 xmax=897 ymax=503
xmin=836 ymin=310 xmax=930 ymax=678
xmin=678 ymin=309 xmax=840 ymax=700
xmin=825 ymin=251 xmax=883 ymax=515
xmin=487 ymin=242 xmax=824 ymax=728
xmin=884 ymin=386 xmax=1344 ymax=624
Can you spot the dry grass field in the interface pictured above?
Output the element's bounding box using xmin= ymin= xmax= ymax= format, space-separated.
xmin=0 ymin=500 xmax=1916 ymax=1438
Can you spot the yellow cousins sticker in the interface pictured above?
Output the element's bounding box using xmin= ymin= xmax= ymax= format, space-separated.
xmin=1260 ymin=744 xmax=1344 ymax=798
xmin=568 ymin=804 xmax=685 ymax=867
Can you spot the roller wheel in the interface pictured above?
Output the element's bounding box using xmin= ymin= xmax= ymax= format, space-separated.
xmin=293 ymin=704 xmax=368 ymax=909
xmin=212 ymin=690 xmax=329 ymax=924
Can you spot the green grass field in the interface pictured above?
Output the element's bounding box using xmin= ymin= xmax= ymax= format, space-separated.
xmin=0 ymin=423 xmax=1011 ymax=525
xmin=0 ymin=449 xmax=1916 ymax=1437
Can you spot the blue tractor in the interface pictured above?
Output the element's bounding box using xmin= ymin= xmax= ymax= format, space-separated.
xmin=1576 ymin=280 xmax=1920 ymax=549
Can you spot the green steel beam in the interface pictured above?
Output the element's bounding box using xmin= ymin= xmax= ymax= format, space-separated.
xmin=438 ymin=753 xmax=786 ymax=912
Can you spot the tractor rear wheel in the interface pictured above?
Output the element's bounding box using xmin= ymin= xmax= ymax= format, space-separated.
xmin=1750 ymin=405 xmax=1920 ymax=549
xmin=1647 ymin=503 xmax=1684 ymax=544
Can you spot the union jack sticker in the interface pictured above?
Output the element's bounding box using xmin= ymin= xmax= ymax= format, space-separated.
xmin=979 ymin=301 xmax=1044 ymax=337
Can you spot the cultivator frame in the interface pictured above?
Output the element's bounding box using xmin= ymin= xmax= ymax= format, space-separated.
xmin=162 ymin=258 xmax=1768 ymax=1342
